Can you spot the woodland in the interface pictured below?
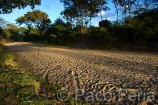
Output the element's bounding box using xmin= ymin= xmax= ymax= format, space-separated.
xmin=0 ymin=0 xmax=158 ymax=51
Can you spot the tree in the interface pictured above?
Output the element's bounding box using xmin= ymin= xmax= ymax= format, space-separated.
xmin=54 ymin=18 xmax=65 ymax=26
xmin=99 ymin=19 xmax=111 ymax=28
xmin=60 ymin=0 xmax=108 ymax=27
xmin=0 ymin=17 xmax=8 ymax=28
xmin=95 ymin=0 xmax=109 ymax=23
xmin=0 ymin=23 xmax=18 ymax=40
xmin=113 ymin=0 xmax=120 ymax=22
xmin=18 ymin=27 xmax=27 ymax=41
xmin=18 ymin=27 xmax=27 ymax=36
xmin=0 ymin=18 xmax=8 ymax=40
xmin=5 ymin=23 xmax=19 ymax=40
xmin=61 ymin=0 xmax=87 ymax=27
xmin=5 ymin=23 xmax=18 ymax=30
xmin=60 ymin=0 xmax=109 ymax=35
xmin=24 ymin=27 xmax=39 ymax=41
xmin=112 ymin=0 xmax=137 ymax=23
xmin=0 ymin=0 xmax=41 ymax=14
xmin=15 ymin=10 xmax=51 ymax=36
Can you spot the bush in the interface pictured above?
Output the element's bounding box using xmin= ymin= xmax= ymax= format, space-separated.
xmin=86 ymin=27 xmax=116 ymax=47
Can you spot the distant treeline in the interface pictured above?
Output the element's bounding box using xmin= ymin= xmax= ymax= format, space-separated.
xmin=0 ymin=8 xmax=158 ymax=51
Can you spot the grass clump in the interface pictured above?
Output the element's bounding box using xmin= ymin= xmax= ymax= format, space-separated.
xmin=0 ymin=43 xmax=51 ymax=104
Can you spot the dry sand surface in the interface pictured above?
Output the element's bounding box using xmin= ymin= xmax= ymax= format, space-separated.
xmin=5 ymin=42 xmax=158 ymax=105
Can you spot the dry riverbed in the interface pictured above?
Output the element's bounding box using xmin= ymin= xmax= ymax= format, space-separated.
xmin=5 ymin=42 xmax=158 ymax=105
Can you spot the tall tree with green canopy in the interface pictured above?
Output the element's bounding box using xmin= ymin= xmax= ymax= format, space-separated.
xmin=15 ymin=10 xmax=51 ymax=36
xmin=112 ymin=0 xmax=120 ymax=22
xmin=95 ymin=0 xmax=109 ymax=23
xmin=1 ymin=23 xmax=18 ymax=40
xmin=0 ymin=18 xmax=8 ymax=40
xmin=60 ymin=0 xmax=109 ymax=34
xmin=0 ymin=17 xmax=8 ymax=28
xmin=0 ymin=0 xmax=41 ymax=14
xmin=60 ymin=0 xmax=108 ymax=27
xmin=112 ymin=0 xmax=158 ymax=22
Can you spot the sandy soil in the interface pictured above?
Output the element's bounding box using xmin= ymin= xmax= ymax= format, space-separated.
xmin=5 ymin=42 xmax=158 ymax=105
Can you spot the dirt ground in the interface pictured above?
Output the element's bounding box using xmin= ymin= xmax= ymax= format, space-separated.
xmin=5 ymin=42 xmax=158 ymax=105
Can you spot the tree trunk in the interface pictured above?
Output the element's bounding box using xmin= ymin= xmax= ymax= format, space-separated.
xmin=100 ymin=11 xmax=103 ymax=27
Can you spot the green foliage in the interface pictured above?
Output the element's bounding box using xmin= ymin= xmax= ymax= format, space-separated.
xmin=49 ymin=25 xmax=64 ymax=44
xmin=45 ymin=21 xmax=74 ymax=45
xmin=0 ymin=42 xmax=3 ymax=51
xmin=86 ymin=27 xmax=116 ymax=47
xmin=60 ymin=0 xmax=108 ymax=27
xmin=2 ymin=6 xmax=157 ymax=50
xmin=54 ymin=18 xmax=65 ymax=26
xmin=0 ymin=50 xmax=15 ymax=66
xmin=99 ymin=19 xmax=111 ymax=28
xmin=0 ymin=17 xmax=7 ymax=28
xmin=2 ymin=29 xmax=11 ymax=39
xmin=16 ymin=10 xmax=51 ymax=40
xmin=52 ymin=25 xmax=64 ymax=35
xmin=0 ymin=23 xmax=20 ymax=41
xmin=110 ymin=9 xmax=158 ymax=49
xmin=24 ymin=27 xmax=39 ymax=42
xmin=41 ymin=8 xmax=158 ymax=50
xmin=0 ymin=44 xmax=71 ymax=104
xmin=0 ymin=0 xmax=41 ymax=14
xmin=16 ymin=10 xmax=51 ymax=29
xmin=16 ymin=27 xmax=27 ymax=41
xmin=6 ymin=24 xmax=19 ymax=41
xmin=0 ymin=27 xmax=2 ymax=40
xmin=18 ymin=27 xmax=27 ymax=36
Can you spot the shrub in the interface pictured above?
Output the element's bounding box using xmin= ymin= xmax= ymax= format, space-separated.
xmin=86 ymin=27 xmax=117 ymax=47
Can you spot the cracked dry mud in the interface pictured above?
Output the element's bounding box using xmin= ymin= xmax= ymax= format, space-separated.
xmin=5 ymin=42 xmax=158 ymax=104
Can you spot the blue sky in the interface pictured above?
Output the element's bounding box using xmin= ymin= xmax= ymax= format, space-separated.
xmin=0 ymin=0 xmax=116 ymax=26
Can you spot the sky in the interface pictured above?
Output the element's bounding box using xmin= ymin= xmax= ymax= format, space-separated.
xmin=0 ymin=0 xmax=116 ymax=26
